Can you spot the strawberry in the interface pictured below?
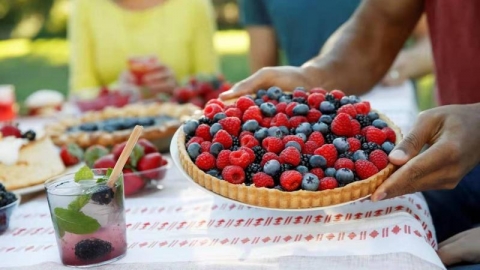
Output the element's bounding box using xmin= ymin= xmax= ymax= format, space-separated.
xmin=137 ymin=138 xmax=158 ymax=154
xmin=0 ymin=124 xmax=21 ymax=138
xmin=355 ymin=160 xmax=379 ymax=180
xmin=112 ymin=142 xmax=145 ymax=167
xmin=137 ymin=152 xmax=163 ymax=179
xmin=369 ymin=149 xmax=389 ymax=170
xmin=123 ymin=169 xmax=146 ymax=196
xmin=60 ymin=143 xmax=84 ymax=166
xmin=93 ymin=154 xmax=116 ymax=169
xmin=331 ymin=113 xmax=352 ymax=136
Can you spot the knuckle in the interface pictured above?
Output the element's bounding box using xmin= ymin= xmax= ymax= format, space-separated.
xmin=401 ymin=133 xmax=422 ymax=152
xmin=442 ymin=141 xmax=462 ymax=162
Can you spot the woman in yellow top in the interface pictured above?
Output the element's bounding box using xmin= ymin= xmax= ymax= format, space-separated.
xmin=69 ymin=0 xmax=219 ymax=99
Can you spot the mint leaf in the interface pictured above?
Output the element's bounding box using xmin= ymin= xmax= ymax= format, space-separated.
xmin=74 ymin=165 xmax=95 ymax=182
xmin=129 ymin=144 xmax=144 ymax=167
xmin=96 ymin=168 xmax=113 ymax=183
xmin=67 ymin=194 xmax=91 ymax=212
xmin=54 ymin=208 xmax=100 ymax=235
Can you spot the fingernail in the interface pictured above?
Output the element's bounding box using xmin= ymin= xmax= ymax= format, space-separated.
xmin=389 ymin=149 xmax=407 ymax=160
xmin=374 ymin=192 xmax=387 ymax=202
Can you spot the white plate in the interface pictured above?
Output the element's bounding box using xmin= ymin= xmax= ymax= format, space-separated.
xmin=170 ymin=128 xmax=369 ymax=212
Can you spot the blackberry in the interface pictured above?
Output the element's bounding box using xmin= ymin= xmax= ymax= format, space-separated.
xmin=280 ymin=164 xmax=293 ymax=174
xmin=230 ymin=146 xmax=239 ymax=151
xmin=289 ymin=128 xmax=296 ymax=135
xmin=362 ymin=142 xmax=381 ymax=154
xmin=355 ymin=135 xmax=366 ymax=144
xmin=198 ymin=117 xmax=213 ymax=125
xmin=185 ymin=135 xmax=193 ymax=143
xmin=301 ymin=154 xmax=312 ymax=168
xmin=356 ymin=114 xmax=372 ymax=128
xmin=0 ymin=191 xmax=16 ymax=207
xmin=245 ymin=163 xmax=262 ymax=184
xmin=338 ymin=151 xmax=353 ymax=159
xmin=325 ymin=94 xmax=340 ymax=109
xmin=0 ymin=183 xmax=5 ymax=192
xmin=292 ymin=97 xmax=306 ymax=104
xmin=231 ymin=136 xmax=240 ymax=147
xmin=74 ymin=238 xmax=113 ymax=261
xmin=252 ymin=146 xmax=266 ymax=164
xmin=22 ymin=130 xmax=36 ymax=141
xmin=90 ymin=186 xmax=114 ymax=205
xmin=325 ymin=133 xmax=338 ymax=144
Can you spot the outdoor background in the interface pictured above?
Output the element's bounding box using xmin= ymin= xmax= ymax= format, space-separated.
xmin=0 ymin=0 xmax=435 ymax=110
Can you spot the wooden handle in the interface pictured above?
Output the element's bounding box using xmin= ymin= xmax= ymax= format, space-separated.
xmin=107 ymin=125 xmax=144 ymax=188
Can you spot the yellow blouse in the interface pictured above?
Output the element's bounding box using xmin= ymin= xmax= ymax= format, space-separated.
xmin=69 ymin=0 xmax=219 ymax=98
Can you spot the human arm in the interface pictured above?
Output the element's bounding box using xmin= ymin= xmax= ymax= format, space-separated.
xmin=220 ymin=0 xmax=424 ymax=100
xmin=437 ymin=227 xmax=480 ymax=266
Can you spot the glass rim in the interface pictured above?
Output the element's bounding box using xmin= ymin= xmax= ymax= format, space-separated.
xmin=44 ymin=169 xmax=123 ymax=194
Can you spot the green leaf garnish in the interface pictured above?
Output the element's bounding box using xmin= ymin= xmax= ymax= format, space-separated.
xmin=96 ymin=168 xmax=113 ymax=183
xmin=54 ymin=208 xmax=101 ymax=235
xmin=129 ymin=144 xmax=145 ymax=167
xmin=67 ymin=194 xmax=91 ymax=212
xmin=74 ymin=165 xmax=95 ymax=182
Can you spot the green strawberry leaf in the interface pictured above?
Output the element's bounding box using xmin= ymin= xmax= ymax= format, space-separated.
xmin=129 ymin=144 xmax=145 ymax=167
xmin=74 ymin=165 xmax=95 ymax=182
xmin=68 ymin=143 xmax=84 ymax=160
xmin=54 ymin=208 xmax=100 ymax=235
xmin=84 ymin=146 xmax=109 ymax=168
xmin=67 ymin=194 xmax=91 ymax=212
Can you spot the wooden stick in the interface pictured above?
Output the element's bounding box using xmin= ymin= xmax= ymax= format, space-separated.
xmin=107 ymin=125 xmax=144 ymax=188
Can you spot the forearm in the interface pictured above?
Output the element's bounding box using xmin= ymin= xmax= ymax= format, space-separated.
xmin=247 ymin=27 xmax=278 ymax=73
xmin=397 ymin=36 xmax=433 ymax=79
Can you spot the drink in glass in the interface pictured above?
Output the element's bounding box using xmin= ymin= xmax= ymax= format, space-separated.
xmin=128 ymin=55 xmax=158 ymax=85
xmin=0 ymin=85 xmax=16 ymax=122
xmin=45 ymin=168 xmax=127 ymax=267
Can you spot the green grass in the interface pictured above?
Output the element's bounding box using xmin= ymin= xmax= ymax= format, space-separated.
xmin=0 ymin=30 xmax=435 ymax=111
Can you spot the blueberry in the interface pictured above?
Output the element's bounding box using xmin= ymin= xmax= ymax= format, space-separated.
xmin=372 ymin=119 xmax=388 ymax=129
xmin=22 ymin=130 xmax=36 ymax=141
xmin=312 ymin=122 xmax=329 ymax=134
xmin=137 ymin=117 xmax=156 ymax=126
xmin=260 ymin=102 xmax=277 ymax=117
xmin=102 ymin=124 xmax=117 ymax=133
xmin=296 ymin=166 xmax=309 ymax=175
xmin=183 ymin=120 xmax=199 ymax=136
xmin=340 ymin=96 xmax=351 ymax=106
xmin=319 ymin=101 xmax=335 ymax=114
xmin=75 ymin=238 xmax=113 ymax=261
xmin=295 ymin=122 xmax=312 ymax=136
xmin=213 ymin=113 xmax=226 ymax=122
xmin=279 ymin=95 xmax=292 ymax=103
xmin=319 ymin=115 xmax=333 ymax=124
xmin=333 ymin=137 xmax=350 ymax=153
xmin=294 ymin=86 xmax=306 ymax=92
xmin=279 ymin=126 xmax=290 ymax=136
xmin=335 ymin=168 xmax=355 ymax=185
xmin=187 ymin=143 xmax=202 ymax=160
xmin=210 ymin=123 xmax=222 ymax=137
xmin=296 ymin=133 xmax=307 ymax=142
xmin=257 ymin=89 xmax=267 ymax=98
xmin=292 ymin=97 xmax=306 ymax=104
xmin=301 ymin=173 xmax=320 ymax=191
xmin=90 ymin=185 xmax=114 ymax=205
xmin=367 ymin=111 xmax=379 ymax=121
xmin=121 ymin=118 xmax=138 ymax=129
xmin=210 ymin=142 xmax=224 ymax=157
xmin=207 ymin=169 xmax=220 ymax=177
xmin=348 ymin=95 xmax=361 ymax=104
xmin=263 ymin=160 xmax=281 ymax=176
xmin=254 ymin=99 xmax=263 ymax=106
xmin=79 ymin=123 xmax=98 ymax=132
xmin=382 ymin=141 xmax=395 ymax=154
xmin=325 ymin=168 xmax=337 ymax=177
xmin=254 ymin=128 xmax=269 ymax=141
xmin=293 ymin=104 xmax=309 ymax=116
xmin=353 ymin=150 xmax=368 ymax=161
xmin=286 ymin=141 xmax=301 ymax=152
xmin=268 ymin=127 xmax=283 ymax=138
xmin=267 ymin=86 xmax=283 ymax=100
xmin=243 ymin=120 xmax=259 ymax=132
xmin=309 ymin=155 xmax=327 ymax=168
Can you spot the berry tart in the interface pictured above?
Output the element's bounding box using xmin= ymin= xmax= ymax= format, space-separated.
xmin=176 ymin=87 xmax=402 ymax=209
xmin=0 ymin=124 xmax=66 ymax=191
xmin=46 ymin=102 xmax=201 ymax=149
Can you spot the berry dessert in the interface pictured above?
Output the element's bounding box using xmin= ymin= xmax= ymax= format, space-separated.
xmin=172 ymin=74 xmax=232 ymax=108
xmin=0 ymin=183 xmax=19 ymax=233
xmin=177 ymin=87 xmax=401 ymax=209
xmin=46 ymin=102 xmax=200 ymax=149
xmin=0 ymin=124 xmax=66 ymax=191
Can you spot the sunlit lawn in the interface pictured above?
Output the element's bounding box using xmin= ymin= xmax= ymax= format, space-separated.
xmin=0 ymin=30 xmax=434 ymax=110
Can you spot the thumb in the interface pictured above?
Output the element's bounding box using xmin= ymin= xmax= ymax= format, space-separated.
xmin=219 ymin=68 xmax=273 ymax=101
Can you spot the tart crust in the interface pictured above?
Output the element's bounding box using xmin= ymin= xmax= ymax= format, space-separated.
xmin=177 ymin=111 xmax=403 ymax=209
xmin=46 ymin=102 xmax=201 ymax=148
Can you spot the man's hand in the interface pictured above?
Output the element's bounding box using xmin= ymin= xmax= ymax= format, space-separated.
xmin=372 ymin=103 xmax=480 ymax=201
xmin=437 ymin=227 xmax=480 ymax=266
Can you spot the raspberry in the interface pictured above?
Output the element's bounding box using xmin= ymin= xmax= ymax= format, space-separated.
xmin=307 ymin=109 xmax=322 ymax=123
xmin=271 ymin=113 xmax=290 ymax=128
xmin=285 ymin=102 xmax=298 ymax=117
xmin=293 ymin=89 xmax=308 ymax=99
xmin=222 ymin=165 xmax=245 ymax=184
xmin=187 ymin=136 xmax=204 ymax=147
xmin=205 ymin=99 xmax=225 ymax=109
xmin=307 ymin=93 xmax=325 ymax=109
xmin=319 ymin=177 xmax=338 ymax=190
xmin=225 ymin=108 xmax=242 ymax=119
xmin=355 ymin=160 xmax=379 ymax=180
xmin=337 ymin=104 xmax=357 ymax=118
xmin=280 ymin=171 xmax=302 ymax=191
xmin=276 ymin=102 xmax=287 ymax=114
xmin=260 ymin=152 xmax=280 ymax=166
xmin=331 ymin=113 xmax=353 ymax=137
xmin=253 ymin=172 xmax=275 ymax=188
xmin=366 ymin=127 xmax=387 ymax=145
xmin=242 ymin=106 xmax=263 ymax=123
xmin=310 ymin=168 xmax=325 ymax=179
xmin=262 ymin=137 xmax=284 ymax=154
xmin=204 ymin=104 xmax=223 ymax=119
xmin=308 ymin=131 xmax=325 ymax=146
xmin=314 ymin=144 xmax=338 ymax=167
xmin=240 ymin=146 xmax=256 ymax=163
xmin=200 ymin=141 xmax=212 ymax=153
xmin=347 ymin=138 xmax=361 ymax=152
xmin=212 ymin=130 xmax=233 ymax=149
xmin=219 ymin=117 xmax=241 ymax=136
xmin=350 ymin=119 xmax=361 ymax=135
xmin=362 ymin=126 xmax=374 ymax=136
xmin=262 ymin=95 xmax=269 ymax=102
xmin=229 ymin=150 xmax=251 ymax=169
xmin=334 ymin=158 xmax=355 ymax=170
xmin=289 ymin=116 xmax=308 ymax=129
xmin=369 ymin=149 xmax=389 ymax=170
xmin=240 ymin=135 xmax=259 ymax=148
xmin=279 ymin=147 xmax=301 ymax=166
xmin=236 ymin=96 xmax=256 ymax=112
xmin=354 ymin=101 xmax=370 ymax=115
xmin=303 ymin=141 xmax=319 ymax=155
xmin=261 ymin=117 xmax=272 ymax=128
xmin=382 ymin=127 xmax=396 ymax=143
xmin=310 ymin=88 xmax=328 ymax=95
xmin=195 ymin=152 xmax=216 ymax=171
xmin=239 ymin=131 xmax=254 ymax=140
xmin=224 ymin=104 xmax=236 ymax=110
xmin=195 ymin=124 xmax=212 ymax=141
xmin=283 ymin=135 xmax=304 ymax=146
xmin=216 ymin=150 xmax=231 ymax=170
xmin=330 ymin=90 xmax=345 ymax=100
